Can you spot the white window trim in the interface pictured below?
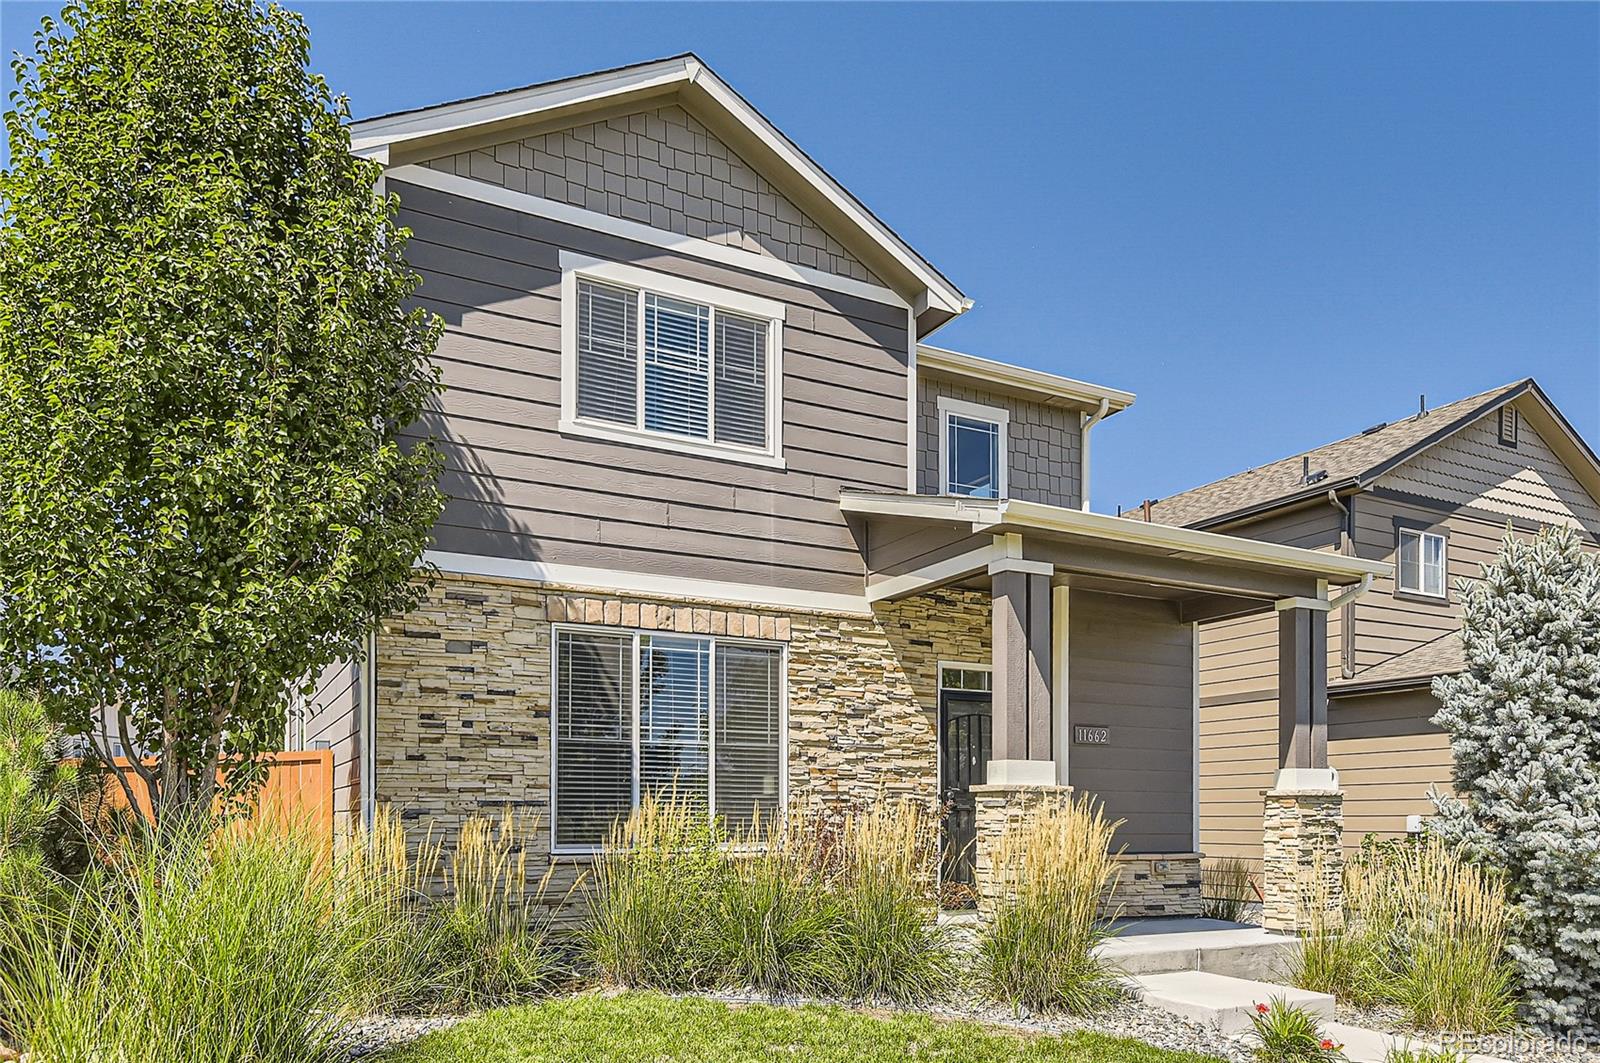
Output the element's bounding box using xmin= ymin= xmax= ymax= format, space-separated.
xmin=559 ymin=251 xmax=787 ymax=469
xmin=548 ymin=622 xmax=789 ymax=857
xmin=1396 ymin=528 xmax=1448 ymax=598
xmin=937 ymin=395 xmax=1009 ymax=499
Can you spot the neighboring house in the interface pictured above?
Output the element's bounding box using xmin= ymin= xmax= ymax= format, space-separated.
xmin=296 ymin=55 xmax=1385 ymax=922
xmin=1140 ymin=380 xmax=1600 ymax=868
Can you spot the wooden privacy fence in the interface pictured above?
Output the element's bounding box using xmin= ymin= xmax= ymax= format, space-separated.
xmin=99 ymin=750 xmax=335 ymax=842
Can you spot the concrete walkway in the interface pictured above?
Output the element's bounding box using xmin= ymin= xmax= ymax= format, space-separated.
xmin=1097 ymin=917 xmax=1300 ymax=981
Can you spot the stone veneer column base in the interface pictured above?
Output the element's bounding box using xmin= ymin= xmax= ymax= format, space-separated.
xmin=1261 ymin=782 xmax=1344 ymax=934
xmin=970 ymin=782 xmax=1072 ymax=921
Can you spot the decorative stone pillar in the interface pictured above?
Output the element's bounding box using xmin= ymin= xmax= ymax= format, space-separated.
xmin=1261 ymin=773 xmax=1344 ymax=933
xmin=971 ymin=782 xmax=1072 ymax=920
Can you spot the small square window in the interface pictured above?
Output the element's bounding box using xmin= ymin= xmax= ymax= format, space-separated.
xmin=938 ymin=397 xmax=1009 ymax=499
xmin=1397 ymin=528 xmax=1448 ymax=598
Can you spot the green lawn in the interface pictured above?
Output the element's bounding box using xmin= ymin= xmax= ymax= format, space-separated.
xmin=380 ymin=992 xmax=1224 ymax=1063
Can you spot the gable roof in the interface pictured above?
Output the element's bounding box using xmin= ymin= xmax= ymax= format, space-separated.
xmin=349 ymin=54 xmax=971 ymax=334
xmin=1142 ymin=379 xmax=1600 ymax=529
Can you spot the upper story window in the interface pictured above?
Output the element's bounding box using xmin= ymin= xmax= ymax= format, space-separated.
xmin=559 ymin=252 xmax=786 ymax=469
xmin=551 ymin=625 xmax=784 ymax=852
xmin=938 ymin=396 xmax=1008 ymax=499
xmin=1397 ymin=527 xmax=1448 ymax=599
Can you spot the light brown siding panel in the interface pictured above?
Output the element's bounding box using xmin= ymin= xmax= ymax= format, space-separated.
xmin=300 ymin=658 xmax=361 ymax=819
xmin=1068 ymin=592 xmax=1195 ymax=853
xmin=397 ymin=174 xmax=911 ymax=596
xmin=1377 ymin=411 xmax=1600 ymax=531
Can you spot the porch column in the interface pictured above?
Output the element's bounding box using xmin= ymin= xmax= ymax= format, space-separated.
xmin=1262 ymin=601 xmax=1344 ymax=934
xmin=973 ymin=557 xmax=1069 ymax=921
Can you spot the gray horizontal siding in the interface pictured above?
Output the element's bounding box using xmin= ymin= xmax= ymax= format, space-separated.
xmin=301 ymin=658 xmax=361 ymax=818
xmin=395 ymin=178 xmax=911 ymax=597
xmin=1068 ymin=591 xmax=1195 ymax=852
xmin=916 ymin=372 xmax=1082 ymax=508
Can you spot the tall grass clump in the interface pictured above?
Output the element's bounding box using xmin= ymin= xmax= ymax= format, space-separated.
xmin=0 ymin=817 xmax=366 ymax=1063
xmin=825 ymin=800 xmax=952 ymax=1003
xmin=338 ymin=806 xmax=565 ymax=1012
xmin=1201 ymin=857 xmax=1258 ymax=923
xmin=583 ymin=790 xmax=728 ymax=990
xmin=714 ymin=813 xmax=840 ymax=995
xmin=1293 ymin=837 xmax=1517 ymax=1032
xmin=979 ymin=794 xmax=1123 ymax=1014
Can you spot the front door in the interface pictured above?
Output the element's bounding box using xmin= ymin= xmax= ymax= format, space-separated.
xmin=939 ymin=689 xmax=992 ymax=888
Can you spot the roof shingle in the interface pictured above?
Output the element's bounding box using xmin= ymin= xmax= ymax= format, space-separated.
xmin=1140 ymin=382 xmax=1529 ymax=528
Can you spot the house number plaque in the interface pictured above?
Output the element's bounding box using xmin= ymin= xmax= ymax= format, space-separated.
xmin=1073 ymin=726 xmax=1111 ymax=746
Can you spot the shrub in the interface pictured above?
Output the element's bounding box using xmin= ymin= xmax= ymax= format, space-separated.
xmin=1292 ymin=837 xmax=1517 ymax=1032
xmin=1201 ymin=857 xmax=1257 ymax=923
xmin=0 ymin=691 xmax=86 ymax=889
xmin=1384 ymin=1049 xmax=1468 ymax=1063
xmin=1247 ymin=999 xmax=1344 ymax=1063
xmin=583 ymin=791 xmax=728 ymax=990
xmin=978 ymin=794 xmax=1122 ymax=1014
xmin=1429 ymin=527 xmax=1600 ymax=1030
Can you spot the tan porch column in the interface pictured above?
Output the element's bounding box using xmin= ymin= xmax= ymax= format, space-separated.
xmin=974 ymin=557 xmax=1068 ymax=920
xmin=1262 ymin=600 xmax=1344 ymax=933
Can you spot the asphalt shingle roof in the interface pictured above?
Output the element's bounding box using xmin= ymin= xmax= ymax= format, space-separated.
xmin=1329 ymin=630 xmax=1465 ymax=694
xmin=1141 ymin=381 xmax=1529 ymax=528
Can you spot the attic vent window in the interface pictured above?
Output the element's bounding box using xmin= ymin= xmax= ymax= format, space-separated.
xmin=1498 ymin=407 xmax=1519 ymax=448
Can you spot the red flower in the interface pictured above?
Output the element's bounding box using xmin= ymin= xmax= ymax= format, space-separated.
xmin=1320 ymin=1040 xmax=1339 ymax=1051
xmin=1256 ymin=1003 xmax=1269 ymax=1014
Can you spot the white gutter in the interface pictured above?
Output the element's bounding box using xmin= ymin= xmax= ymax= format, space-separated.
xmin=1080 ymin=397 xmax=1112 ymax=512
xmin=1327 ymin=573 xmax=1375 ymax=610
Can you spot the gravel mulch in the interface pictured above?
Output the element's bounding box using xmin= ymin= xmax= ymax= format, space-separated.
xmin=1335 ymin=1002 xmax=1600 ymax=1063
xmin=342 ymin=1014 xmax=471 ymax=1059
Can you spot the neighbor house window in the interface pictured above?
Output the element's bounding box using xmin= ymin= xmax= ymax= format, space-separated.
xmin=1397 ymin=528 xmax=1447 ymax=598
xmin=560 ymin=252 xmax=785 ymax=468
xmin=938 ymin=396 xmax=1008 ymax=499
xmin=552 ymin=627 xmax=784 ymax=851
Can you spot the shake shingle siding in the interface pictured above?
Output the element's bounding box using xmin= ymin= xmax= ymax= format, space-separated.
xmin=394 ymin=178 xmax=910 ymax=597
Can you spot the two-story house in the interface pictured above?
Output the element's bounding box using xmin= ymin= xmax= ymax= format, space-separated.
xmin=1142 ymin=380 xmax=1600 ymax=870
xmin=298 ymin=55 xmax=1387 ymax=926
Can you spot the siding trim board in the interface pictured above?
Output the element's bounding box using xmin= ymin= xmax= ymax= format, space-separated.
xmin=391 ymin=163 xmax=910 ymax=310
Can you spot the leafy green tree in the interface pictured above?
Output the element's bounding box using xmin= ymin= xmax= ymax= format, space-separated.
xmin=0 ymin=0 xmax=444 ymax=824
xmin=1430 ymin=526 xmax=1600 ymax=1032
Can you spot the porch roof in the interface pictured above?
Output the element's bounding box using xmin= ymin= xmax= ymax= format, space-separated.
xmin=839 ymin=492 xmax=1391 ymax=619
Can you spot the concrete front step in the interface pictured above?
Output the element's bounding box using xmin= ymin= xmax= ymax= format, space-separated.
xmin=1129 ymin=970 xmax=1335 ymax=1035
xmin=1321 ymin=1021 xmax=1512 ymax=1063
xmin=1097 ymin=921 xmax=1301 ymax=981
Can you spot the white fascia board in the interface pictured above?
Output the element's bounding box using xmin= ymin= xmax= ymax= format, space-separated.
xmin=836 ymin=492 xmax=1392 ymax=585
xmin=350 ymin=57 xmax=694 ymax=153
xmin=387 ymin=164 xmax=908 ymax=309
xmin=917 ymin=345 xmax=1136 ymax=411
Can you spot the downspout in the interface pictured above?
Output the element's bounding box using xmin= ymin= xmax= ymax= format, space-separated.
xmin=1327 ymin=489 xmax=1359 ymax=679
xmin=1079 ymin=398 xmax=1111 ymax=512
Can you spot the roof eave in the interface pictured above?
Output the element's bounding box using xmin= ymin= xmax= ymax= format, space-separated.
xmin=917 ymin=345 xmax=1136 ymax=414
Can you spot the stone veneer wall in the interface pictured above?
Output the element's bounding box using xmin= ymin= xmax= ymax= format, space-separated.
xmin=1109 ymin=854 xmax=1203 ymax=918
xmin=374 ymin=573 xmax=989 ymax=908
xmin=1261 ymin=789 xmax=1344 ymax=933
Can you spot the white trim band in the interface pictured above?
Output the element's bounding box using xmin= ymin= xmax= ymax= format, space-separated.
xmin=423 ymin=550 xmax=873 ymax=616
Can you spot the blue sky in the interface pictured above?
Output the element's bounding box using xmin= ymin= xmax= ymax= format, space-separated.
xmin=4 ymin=2 xmax=1596 ymax=510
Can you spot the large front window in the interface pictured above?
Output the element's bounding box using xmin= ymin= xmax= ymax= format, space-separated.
xmin=561 ymin=253 xmax=785 ymax=467
xmin=939 ymin=397 xmax=1008 ymax=498
xmin=552 ymin=627 xmax=784 ymax=851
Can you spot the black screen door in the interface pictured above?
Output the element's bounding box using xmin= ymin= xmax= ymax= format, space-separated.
xmin=939 ymin=689 xmax=992 ymax=887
